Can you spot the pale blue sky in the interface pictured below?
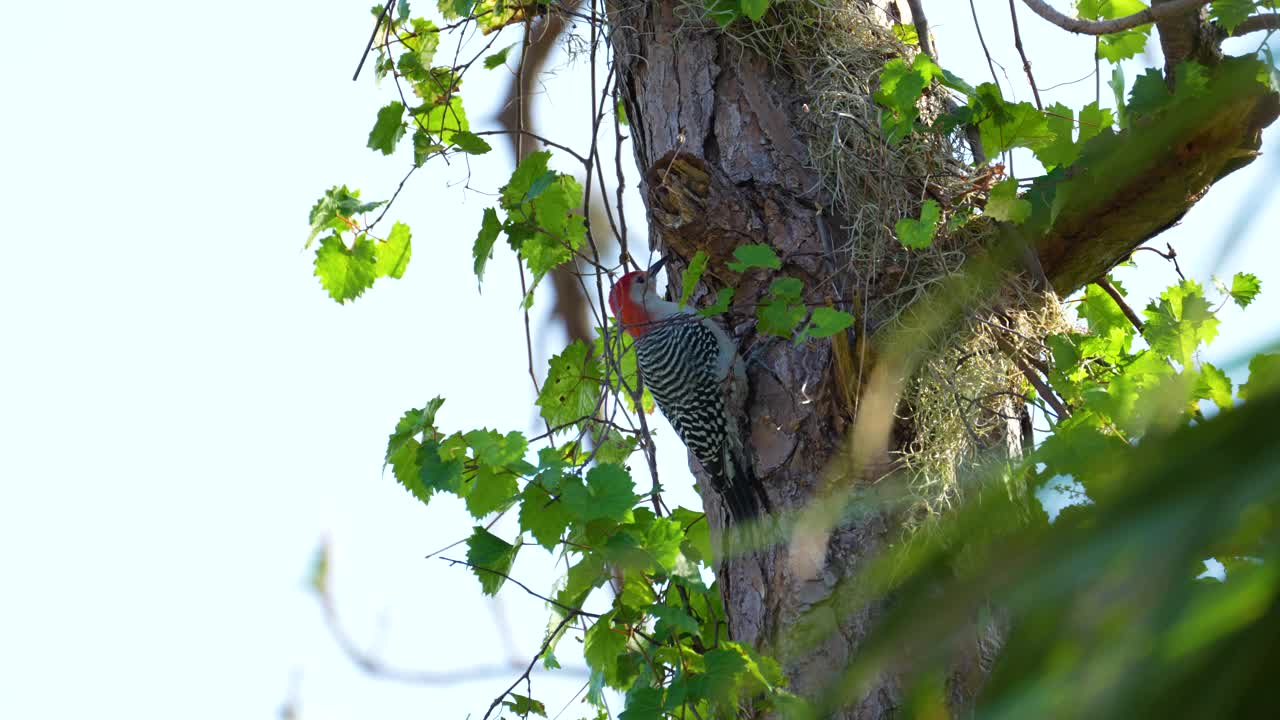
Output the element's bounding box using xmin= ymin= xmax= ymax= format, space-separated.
xmin=1 ymin=2 xmax=1275 ymax=719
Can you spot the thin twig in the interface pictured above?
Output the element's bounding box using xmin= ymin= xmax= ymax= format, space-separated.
xmin=353 ymin=1 xmax=394 ymax=82
xmin=439 ymin=557 xmax=601 ymax=618
xmin=1133 ymin=242 xmax=1187 ymax=281
xmin=1020 ymin=0 xmax=1213 ymax=36
xmin=905 ymin=0 xmax=935 ymax=59
xmin=1229 ymin=13 xmax=1280 ymax=36
xmin=1008 ymin=0 xmax=1044 ymax=110
xmin=481 ymin=613 xmax=577 ymax=720
xmin=1094 ymin=277 xmax=1144 ymax=332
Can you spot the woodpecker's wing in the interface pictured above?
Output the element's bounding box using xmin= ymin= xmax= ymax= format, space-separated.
xmin=634 ymin=315 xmax=763 ymax=520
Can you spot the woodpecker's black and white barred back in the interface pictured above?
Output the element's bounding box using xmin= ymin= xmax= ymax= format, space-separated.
xmin=633 ymin=314 xmax=763 ymax=521
xmin=609 ymin=269 xmax=767 ymax=523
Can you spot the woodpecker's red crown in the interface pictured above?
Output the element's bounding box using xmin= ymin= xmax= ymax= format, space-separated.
xmin=609 ymin=271 xmax=653 ymax=338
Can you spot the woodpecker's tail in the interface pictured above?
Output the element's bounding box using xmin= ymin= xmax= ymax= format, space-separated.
xmin=718 ymin=451 xmax=768 ymax=524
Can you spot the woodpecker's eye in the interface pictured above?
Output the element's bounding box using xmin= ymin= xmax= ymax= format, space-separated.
xmin=636 ymin=277 xmax=646 ymax=285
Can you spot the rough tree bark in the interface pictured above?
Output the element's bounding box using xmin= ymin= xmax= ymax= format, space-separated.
xmin=605 ymin=0 xmax=1276 ymax=717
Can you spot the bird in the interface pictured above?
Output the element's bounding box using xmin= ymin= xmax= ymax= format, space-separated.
xmin=608 ymin=260 xmax=767 ymax=523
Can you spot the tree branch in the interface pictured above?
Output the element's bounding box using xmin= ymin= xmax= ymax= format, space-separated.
xmin=1019 ymin=0 xmax=1212 ymax=36
xmin=1095 ymin=277 xmax=1145 ymax=332
xmin=1231 ymin=13 xmax=1280 ymax=36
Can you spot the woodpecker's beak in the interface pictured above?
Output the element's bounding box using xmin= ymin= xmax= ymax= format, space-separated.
xmin=647 ymin=256 xmax=668 ymax=276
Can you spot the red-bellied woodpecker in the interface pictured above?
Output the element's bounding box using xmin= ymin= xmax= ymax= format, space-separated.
xmin=608 ymin=264 xmax=766 ymax=522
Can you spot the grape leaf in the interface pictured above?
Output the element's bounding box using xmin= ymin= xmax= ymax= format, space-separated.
xmin=503 ymin=694 xmax=547 ymax=719
xmin=1228 ymin=272 xmax=1262 ymax=308
xmin=450 ymin=130 xmax=492 ymax=155
xmin=307 ymin=186 xmax=384 ymax=247
xmin=1196 ymin=363 xmax=1234 ymax=411
xmin=584 ymin=611 xmax=629 ymax=687
xmin=801 ymin=306 xmax=855 ymax=339
xmin=680 ymin=250 xmax=710 ymax=307
xmin=1240 ymin=353 xmax=1280 ymax=401
xmin=986 ymin=178 xmax=1032 ymax=223
xmin=727 ymin=243 xmax=781 ymax=272
xmin=896 ymin=199 xmax=941 ymax=249
xmin=368 ymin=101 xmax=406 ymax=155
xmin=740 ymin=0 xmax=769 ymax=22
xmin=314 ymin=234 xmax=378 ymax=303
xmin=375 ymin=221 xmax=412 ymax=279
xmin=483 ymin=43 xmax=515 ymax=69
xmin=464 ymin=527 xmax=520 ymax=595
xmin=619 ymin=688 xmax=662 ymax=720
xmin=561 ymin=463 xmax=637 ymax=523
xmin=1211 ymin=0 xmax=1257 ymax=32
xmin=536 ymin=340 xmax=601 ymax=427
xmin=465 ymin=464 xmax=518 ymax=518
xmin=1142 ymin=280 xmax=1221 ymax=366
xmin=472 ymin=207 xmax=502 ymax=284
xmin=698 ymin=288 xmax=735 ymax=318
xmin=519 ymin=484 xmax=572 ymax=550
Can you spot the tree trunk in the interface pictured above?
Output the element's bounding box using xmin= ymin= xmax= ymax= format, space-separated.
xmin=606 ymin=0 xmax=1276 ymax=714
xmin=609 ymin=1 xmax=1012 ymax=715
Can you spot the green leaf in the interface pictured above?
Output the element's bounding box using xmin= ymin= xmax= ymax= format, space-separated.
xmin=464 ymin=527 xmax=520 ymax=595
xmin=643 ymin=516 xmax=685 ymax=572
xmin=895 ymin=199 xmax=941 ymax=249
xmin=650 ymin=603 xmax=700 ymax=641
xmin=519 ymin=484 xmax=572 ymax=550
xmin=465 ymin=428 xmax=528 ymax=468
xmin=1077 ymin=101 xmax=1115 ymax=145
xmin=1240 ymin=353 xmax=1280 ymax=401
xmin=680 ymin=250 xmax=710 ymax=307
xmin=986 ymin=178 xmax=1032 ymax=223
xmin=450 ymin=130 xmax=492 ymax=155
xmin=802 ymin=306 xmax=855 ymax=339
xmin=412 ymin=128 xmax=441 ymax=167
xmin=472 ymin=207 xmax=502 ymax=285
xmin=740 ymin=0 xmax=769 ymax=22
xmin=503 ymin=693 xmax=547 ymax=718
xmin=562 ymin=463 xmax=637 ymax=523
xmin=483 ymin=43 xmax=516 ymax=69
xmin=875 ymin=54 xmax=941 ymax=143
xmin=615 ymin=97 xmax=629 ymax=126
xmin=307 ymin=186 xmax=384 ymax=247
xmin=704 ymin=0 xmax=742 ymax=27
xmin=1110 ymin=64 xmax=1129 ymax=129
xmin=701 ymin=648 xmax=749 ymax=707
xmin=1078 ymin=0 xmax=1152 ymax=62
xmin=584 ymin=612 xmax=629 ymax=687
xmin=1128 ymin=68 xmax=1172 ymax=117
xmin=698 ymin=288 xmax=735 ymax=318
xmin=1228 ymin=272 xmax=1262 ymax=309
xmin=727 ymin=243 xmax=781 ymax=272
xmin=556 ymin=551 xmax=606 ymax=609
xmin=1196 ymin=363 xmax=1234 ymax=411
xmin=535 ymin=340 xmax=602 ymax=427
xmin=619 ymin=687 xmax=663 ymax=720
xmin=465 ymin=465 xmax=519 ymax=518
xmin=1079 ymin=282 xmax=1136 ymax=358
xmin=368 ymin=101 xmax=406 ymax=155
xmin=758 ymin=277 xmax=806 ymax=337
xmin=1142 ymin=280 xmax=1221 ymax=366
xmin=502 ymin=151 xmax=555 ymax=207
xmin=972 ymin=85 xmax=1052 ymax=156
xmin=1035 ymin=102 xmax=1078 ymax=170
xmin=1211 ymin=0 xmax=1256 ymax=32
xmin=893 ymin=22 xmax=919 ymax=46
xmin=419 ymin=435 xmax=465 ymax=496
xmin=375 ymin=221 xmax=412 ymax=279
xmin=414 ymin=95 xmax=468 ymax=144
xmin=314 ymin=234 xmax=378 ymax=303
